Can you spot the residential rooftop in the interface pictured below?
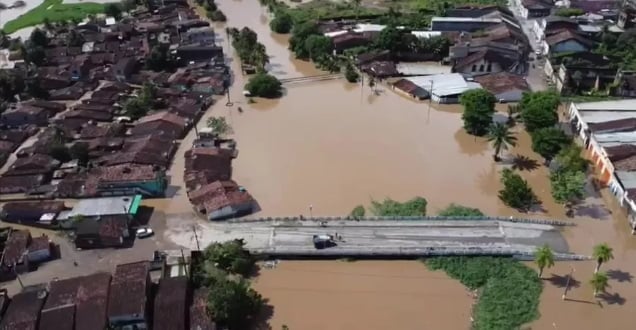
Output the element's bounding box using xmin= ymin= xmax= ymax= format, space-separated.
xmin=57 ymin=195 xmax=141 ymax=220
xmin=108 ymin=261 xmax=150 ymax=320
xmin=154 ymin=276 xmax=189 ymax=330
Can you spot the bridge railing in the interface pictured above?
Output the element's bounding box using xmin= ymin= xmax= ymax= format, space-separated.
xmin=229 ymin=216 xmax=575 ymax=226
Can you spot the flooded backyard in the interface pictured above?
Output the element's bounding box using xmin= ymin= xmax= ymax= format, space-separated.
xmin=150 ymin=0 xmax=636 ymax=329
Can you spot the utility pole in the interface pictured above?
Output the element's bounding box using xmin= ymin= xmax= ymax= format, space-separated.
xmin=192 ymin=225 xmax=201 ymax=250
xmin=225 ymin=89 xmax=232 ymax=107
xmin=562 ymin=265 xmax=575 ymax=300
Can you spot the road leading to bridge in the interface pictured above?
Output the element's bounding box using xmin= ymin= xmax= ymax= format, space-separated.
xmin=165 ymin=218 xmax=583 ymax=259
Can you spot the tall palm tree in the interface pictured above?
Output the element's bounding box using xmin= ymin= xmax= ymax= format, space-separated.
xmin=590 ymin=272 xmax=609 ymax=297
xmin=593 ymin=243 xmax=614 ymax=274
xmin=534 ymin=244 xmax=555 ymax=278
xmin=487 ymin=122 xmax=517 ymax=162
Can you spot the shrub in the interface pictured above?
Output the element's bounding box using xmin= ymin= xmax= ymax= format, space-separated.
xmin=245 ymin=73 xmax=282 ymax=98
xmin=208 ymin=10 xmax=227 ymax=22
xmin=498 ymin=168 xmax=538 ymax=211
xmin=269 ymin=11 xmax=293 ymax=33
xmin=426 ymin=257 xmax=542 ymax=330
xmin=350 ymin=205 xmax=365 ymax=218
xmin=370 ymin=197 xmax=427 ymax=216
xmin=438 ymin=204 xmax=484 ymax=217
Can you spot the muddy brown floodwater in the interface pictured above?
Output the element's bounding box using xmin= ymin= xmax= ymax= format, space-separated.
xmin=147 ymin=0 xmax=636 ymax=329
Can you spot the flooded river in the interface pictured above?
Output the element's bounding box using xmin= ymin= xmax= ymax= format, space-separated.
xmin=148 ymin=0 xmax=636 ymax=329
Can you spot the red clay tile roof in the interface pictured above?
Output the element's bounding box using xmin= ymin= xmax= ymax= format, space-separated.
xmin=108 ymin=261 xmax=150 ymax=319
xmin=0 ymin=174 xmax=45 ymax=194
xmin=474 ymin=72 xmax=530 ymax=94
xmin=189 ymin=180 xmax=254 ymax=214
xmin=614 ymin=155 xmax=636 ymax=171
xmin=5 ymin=154 xmax=60 ymax=176
xmin=0 ymin=289 xmax=47 ymax=330
xmin=154 ymin=276 xmax=188 ymax=330
xmin=28 ymin=235 xmax=50 ymax=253
xmin=2 ymin=230 xmax=30 ymax=266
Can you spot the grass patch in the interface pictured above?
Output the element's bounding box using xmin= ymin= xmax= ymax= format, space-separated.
xmin=3 ymin=0 xmax=107 ymax=34
xmin=426 ymin=257 xmax=542 ymax=330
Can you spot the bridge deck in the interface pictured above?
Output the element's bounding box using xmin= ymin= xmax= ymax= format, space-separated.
xmin=166 ymin=219 xmax=584 ymax=259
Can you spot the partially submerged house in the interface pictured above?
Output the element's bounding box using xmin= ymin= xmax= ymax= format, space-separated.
xmin=188 ymin=180 xmax=255 ymax=220
xmin=404 ymin=73 xmax=483 ymax=104
xmin=474 ymin=72 xmax=530 ymax=102
xmin=74 ymin=215 xmax=130 ymax=249
xmin=56 ymin=195 xmax=141 ymax=229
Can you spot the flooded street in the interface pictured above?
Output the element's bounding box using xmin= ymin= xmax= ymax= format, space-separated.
xmin=149 ymin=0 xmax=636 ymax=329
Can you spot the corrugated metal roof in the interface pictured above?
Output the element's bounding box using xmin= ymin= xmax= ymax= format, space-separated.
xmin=407 ymin=73 xmax=482 ymax=97
xmin=574 ymin=99 xmax=636 ymax=111
xmin=594 ymin=132 xmax=636 ymax=144
xmin=396 ymin=62 xmax=452 ymax=76
xmin=579 ymin=111 xmax=636 ymax=123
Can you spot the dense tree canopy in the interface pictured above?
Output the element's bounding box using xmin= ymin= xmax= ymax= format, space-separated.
xmin=207 ymin=278 xmax=264 ymax=329
xmin=231 ymin=27 xmax=269 ymax=70
xmin=206 ymin=116 xmax=233 ymax=137
xmin=29 ymin=28 xmax=48 ymax=48
xmin=105 ymin=3 xmax=123 ymax=20
xmin=554 ymin=144 xmax=588 ymax=173
xmin=202 ymin=239 xmax=255 ymax=277
xmin=289 ymin=21 xmax=321 ymax=59
xmin=550 ymin=170 xmax=586 ymax=206
xmin=460 ymin=89 xmax=496 ymax=136
xmin=303 ymin=35 xmax=333 ymax=62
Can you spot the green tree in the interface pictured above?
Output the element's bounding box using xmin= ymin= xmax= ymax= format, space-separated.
xmin=49 ymin=143 xmax=71 ymax=163
xmin=42 ymin=18 xmax=54 ymax=32
xmin=374 ymin=25 xmax=403 ymax=52
xmin=438 ymin=204 xmax=484 ymax=217
xmin=124 ymin=98 xmax=148 ymax=120
xmin=498 ymin=168 xmax=538 ymax=212
xmin=460 ymin=89 xmax=496 ymax=136
xmin=486 ymin=122 xmax=517 ymax=162
xmin=344 ymin=62 xmax=359 ymax=83
xmin=24 ymin=45 xmax=45 ymax=66
xmin=289 ymin=21 xmax=320 ymax=59
xmin=66 ymin=29 xmax=85 ymax=47
xmin=550 ymin=170 xmax=585 ymax=215
xmin=370 ymin=197 xmax=427 ymax=216
xmin=0 ymin=71 xmax=25 ymax=101
xmin=519 ymin=91 xmax=560 ymax=132
xmin=203 ymin=239 xmax=255 ymax=277
xmin=303 ymin=35 xmax=333 ymax=62
xmin=270 ymin=11 xmax=293 ymax=34
xmin=590 ymin=272 xmax=609 ymax=297
xmin=105 ymin=3 xmax=123 ymax=20
xmin=29 ymin=28 xmax=47 ymax=47
xmin=554 ymin=144 xmax=588 ymax=173
xmin=245 ymin=73 xmax=282 ymax=98
xmin=69 ymin=142 xmax=90 ymax=167
xmin=208 ymin=10 xmax=227 ymax=22
xmin=530 ymin=127 xmax=570 ymax=163
xmin=120 ymin=0 xmax=137 ymax=12
xmin=534 ymin=244 xmax=555 ymax=278
xmin=207 ymin=278 xmax=264 ymax=329
xmin=350 ymin=205 xmax=365 ymax=218
xmin=555 ymin=8 xmax=584 ymax=17
xmin=146 ymin=44 xmax=175 ymax=72
xmin=592 ymin=243 xmax=614 ymax=274
xmin=206 ymin=116 xmax=233 ymax=137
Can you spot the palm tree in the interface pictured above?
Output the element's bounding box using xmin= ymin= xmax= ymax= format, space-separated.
xmin=534 ymin=244 xmax=555 ymax=278
xmin=590 ymin=272 xmax=609 ymax=297
xmin=486 ymin=122 xmax=517 ymax=162
xmin=592 ymin=243 xmax=614 ymax=274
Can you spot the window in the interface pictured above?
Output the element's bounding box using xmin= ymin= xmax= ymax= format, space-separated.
xmin=479 ymin=64 xmax=484 ymax=72
xmin=472 ymin=65 xmax=477 ymax=72
xmin=486 ymin=63 xmax=492 ymax=72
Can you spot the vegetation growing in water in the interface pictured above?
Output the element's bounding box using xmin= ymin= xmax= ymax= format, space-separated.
xmin=460 ymin=89 xmax=496 ymax=136
xmin=438 ymin=204 xmax=484 ymax=217
xmin=498 ymin=168 xmax=538 ymax=212
xmin=2 ymin=0 xmax=107 ymax=34
xmin=369 ymin=197 xmax=427 ymax=216
xmin=426 ymin=257 xmax=542 ymax=330
xmin=245 ymin=73 xmax=283 ymax=98
xmin=229 ymin=27 xmax=270 ymax=71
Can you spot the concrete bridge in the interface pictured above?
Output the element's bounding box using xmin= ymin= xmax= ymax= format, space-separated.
xmin=167 ymin=217 xmax=588 ymax=260
xmin=279 ymin=73 xmax=344 ymax=85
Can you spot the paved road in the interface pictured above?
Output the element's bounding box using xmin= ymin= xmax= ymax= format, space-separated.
xmin=165 ymin=217 xmax=574 ymax=258
xmin=508 ymin=0 xmax=549 ymax=91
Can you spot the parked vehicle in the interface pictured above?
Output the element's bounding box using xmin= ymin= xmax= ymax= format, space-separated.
xmin=136 ymin=227 xmax=154 ymax=238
